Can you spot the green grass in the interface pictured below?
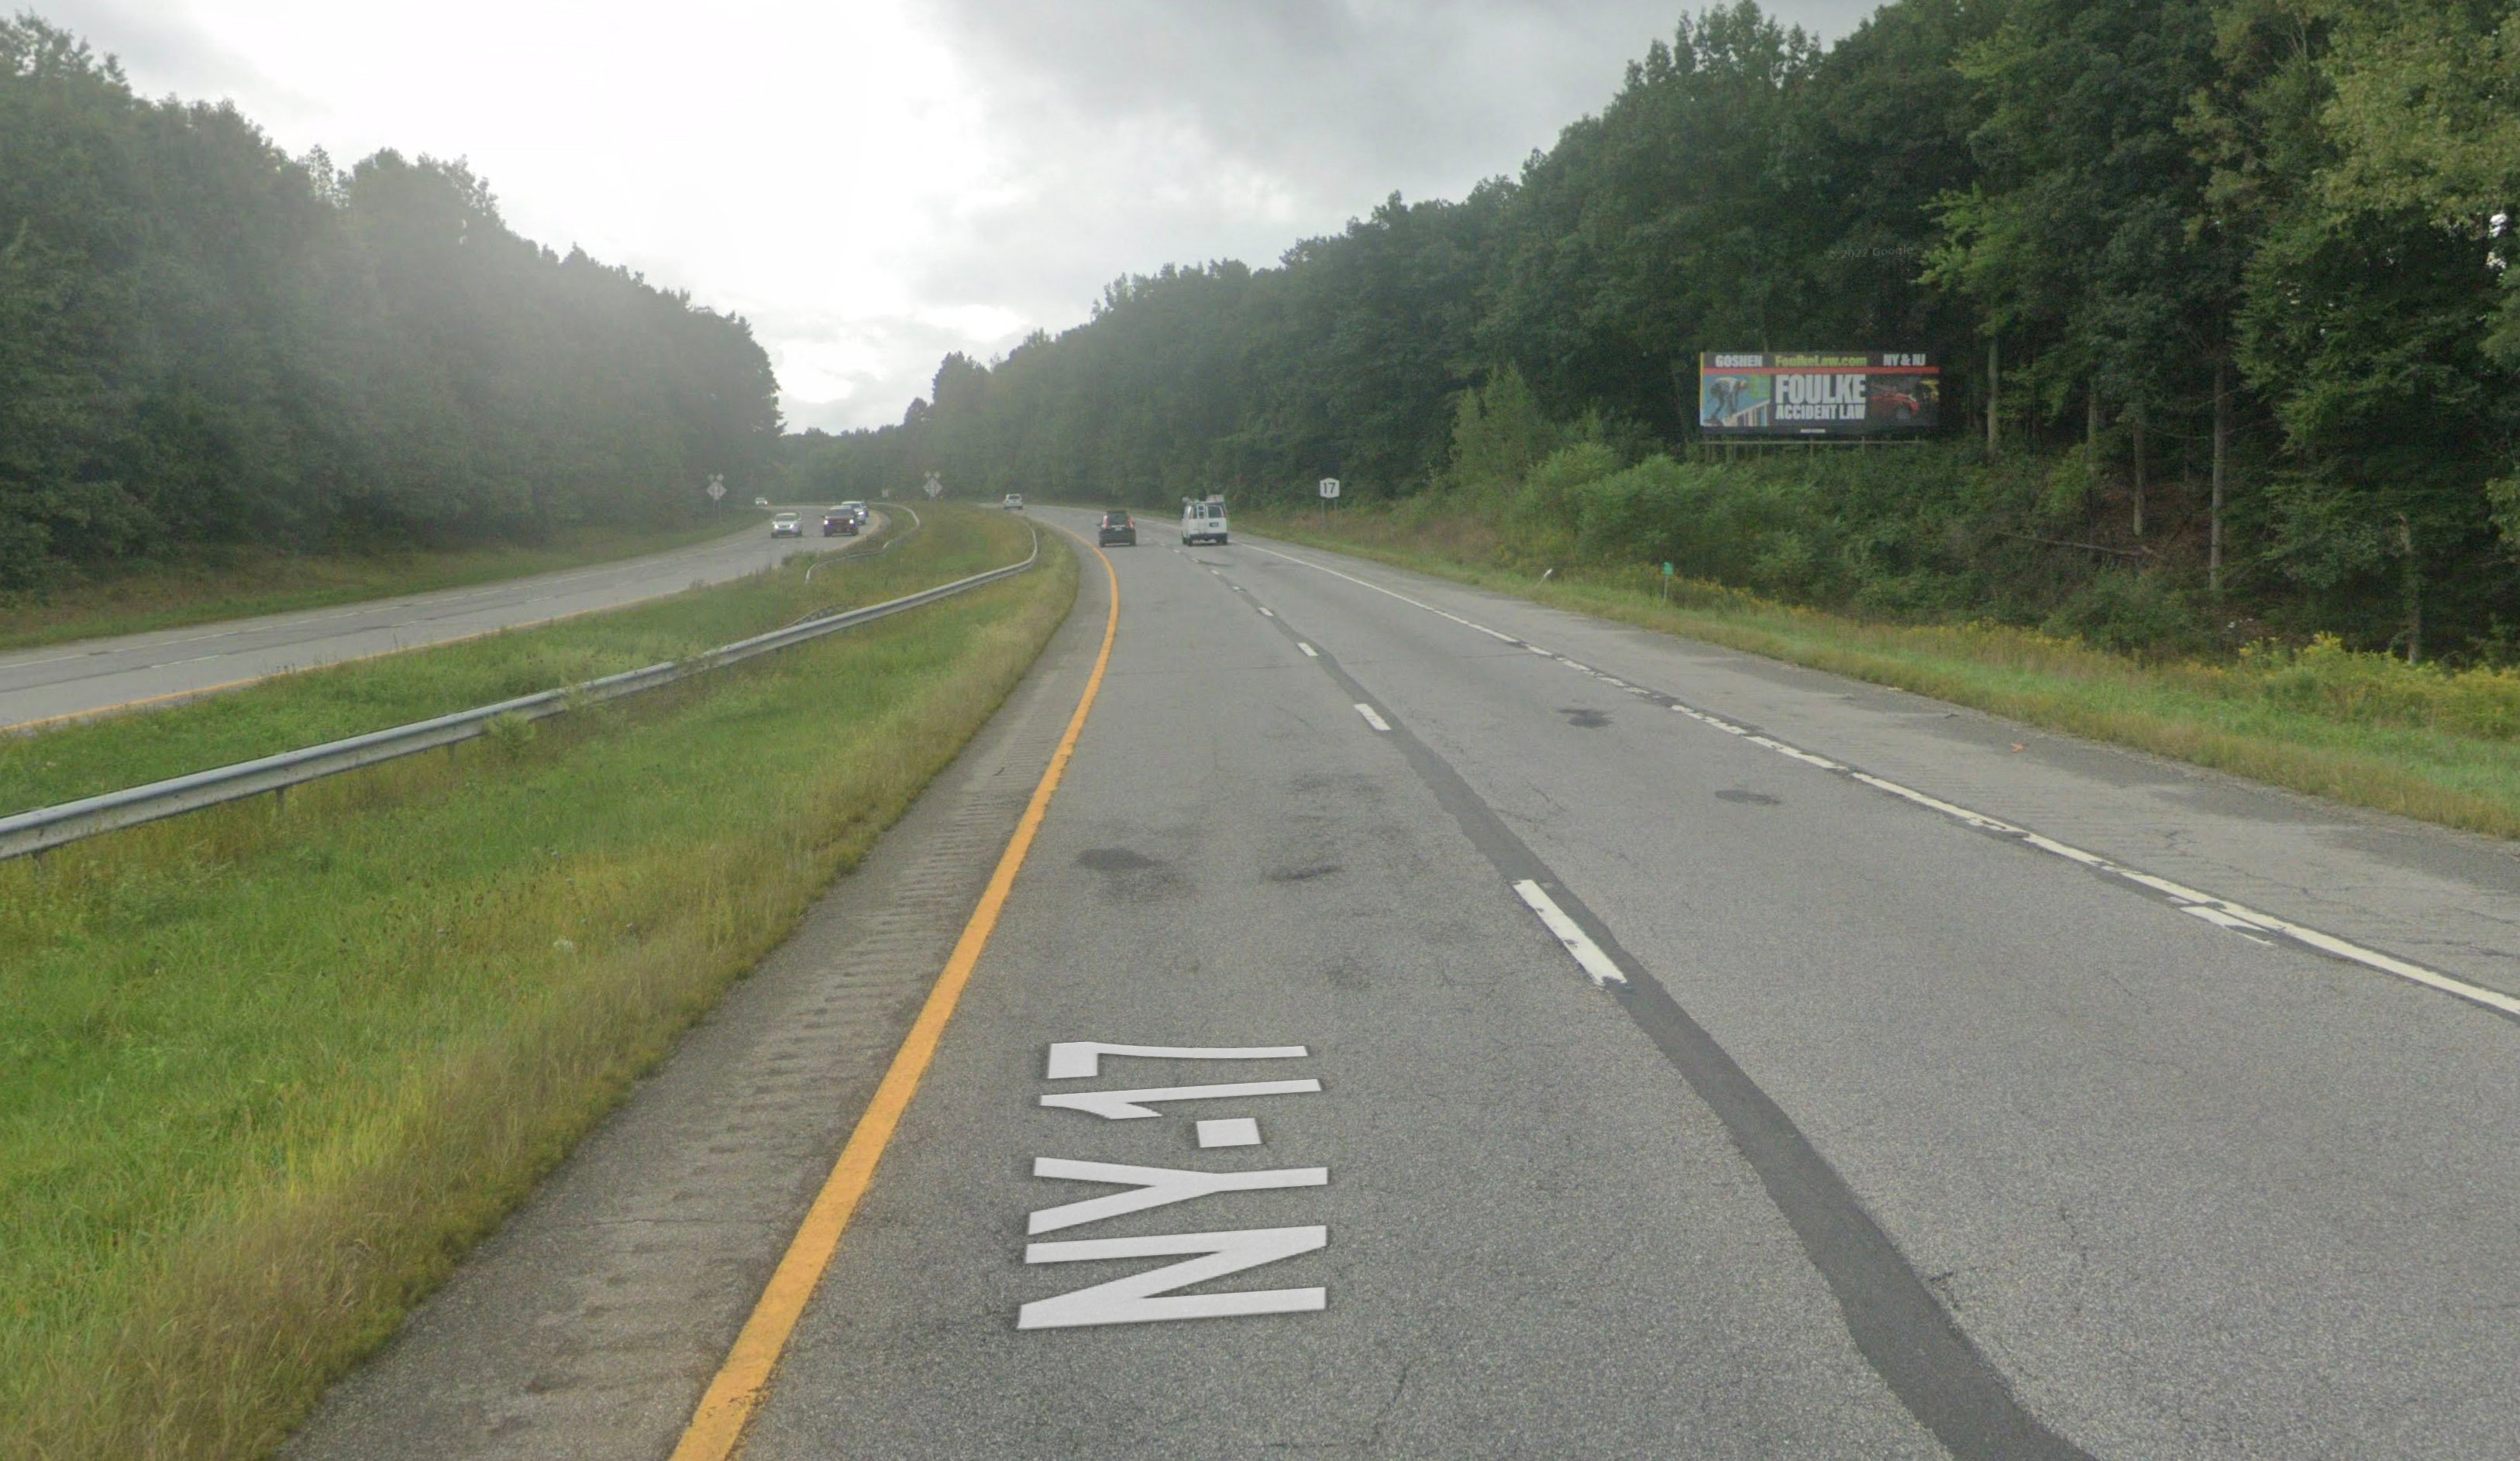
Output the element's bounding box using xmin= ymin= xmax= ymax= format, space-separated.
xmin=0 ymin=518 xmax=759 ymax=653
xmin=1248 ymin=506 xmax=2520 ymax=841
xmin=0 ymin=510 xmax=1000 ymax=816
xmin=0 ymin=506 xmax=1076 ymax=1459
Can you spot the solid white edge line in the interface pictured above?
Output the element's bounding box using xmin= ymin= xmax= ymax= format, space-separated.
xmin=1251 ymin=533 xmax=2520 ymax=1023
xmin=1513 ymin=879 xmax=1628 ymax=988
xmin=1353 ymin=703 xmax=1392 ymax=733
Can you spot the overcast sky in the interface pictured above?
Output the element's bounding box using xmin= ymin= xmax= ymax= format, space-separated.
xmin=47 ymin=0 xmax=1878 ymax=432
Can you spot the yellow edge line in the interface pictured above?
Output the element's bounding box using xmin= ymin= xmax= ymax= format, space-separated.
xmin=670 ymin=522 xmax=1118 ymax=1461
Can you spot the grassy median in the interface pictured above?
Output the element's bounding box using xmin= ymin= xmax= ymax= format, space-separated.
xmin=1251 ymin=507 xmax=2520 ymax=841
xmin=0 ymin=507 xmax=1076 ymax=1459
xmin=0 ymin=510 xmax=947 ymax=816
xmin=0 ymin=519 xmax=773 ymax=653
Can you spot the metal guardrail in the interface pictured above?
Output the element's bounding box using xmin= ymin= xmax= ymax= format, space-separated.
xmin=0 ymin=524 xmax=1040 ymax=863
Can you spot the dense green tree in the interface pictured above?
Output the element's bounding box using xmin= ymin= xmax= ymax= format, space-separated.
xmin=1483 ymin=4 xmax=1825 ymax=431
xmin=0 ymin=15 xmax=779 ymax=589
xmin=773 ymin=0 xmax=2520 ymax=655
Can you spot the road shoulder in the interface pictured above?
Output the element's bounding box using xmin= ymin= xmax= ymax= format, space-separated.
xmin=279 ymin=526 xmax=1111 ymax=1461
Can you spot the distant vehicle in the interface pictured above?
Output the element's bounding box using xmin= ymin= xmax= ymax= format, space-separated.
xmin=753 ymin=497 xmax=770 ymax=509
xmin=770 ymin=512 xmax=802 ymax=538
xmin=1098 ymin=510 xmax=1136 ymax=547
xmin=1002 ymin=493 xmax=1026 ymax=512
xmin=841 ymin=500 xmax=869 ymax=526
xmin=1181 ymin=495 xmax=1227 ymax=545
xmin=821 ymin=509 xmax=857 ymax=537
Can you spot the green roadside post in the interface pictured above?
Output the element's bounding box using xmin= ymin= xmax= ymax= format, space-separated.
xmin=1661 ymin=561 xmax=1673 ymax=604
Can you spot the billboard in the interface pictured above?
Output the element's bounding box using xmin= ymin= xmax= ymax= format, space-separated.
xmin=1699 ymin=352 xmax=1939 ymax=438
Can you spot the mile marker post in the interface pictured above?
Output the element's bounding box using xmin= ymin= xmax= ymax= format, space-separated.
xmin=1661 ymin=561 xmax=1674 ymax=604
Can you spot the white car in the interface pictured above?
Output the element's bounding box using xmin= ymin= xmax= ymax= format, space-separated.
xmin=1002 ymin=493 xmax=1025 ymax=512
xmin=769 ymin=512 xmax=802 ymax=538
xmin=753 ymin=496 xmax=769 ymax=509
xmin=1181 ymin=496 xmax=1227 ymax=545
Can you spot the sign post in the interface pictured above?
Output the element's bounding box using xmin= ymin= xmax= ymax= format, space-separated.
xmin=1661 ymin=561 xmax=1674 ymax=604
xmin=706 ymin=475 xmax=725 ymax=513
xmin=1318 ymin=477 xmax=1340 ymax=528
xmin=922 ymin=472 xmax=945 ymax=500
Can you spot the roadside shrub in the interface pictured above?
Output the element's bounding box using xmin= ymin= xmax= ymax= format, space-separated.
xmin=483 ymin=712 xmax=538 ymax=758
xmin=2042 ymin=570 xmax=2211 ymax=658
xmin=1568 ymin=455 xmax=1827 ymax=592
xmin=2228 ymin=635 xmax=2520 ymax=739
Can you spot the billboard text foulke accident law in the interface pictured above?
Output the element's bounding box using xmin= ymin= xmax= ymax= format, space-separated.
xmin=1699 ymin=352 xmax=1938 ymax=438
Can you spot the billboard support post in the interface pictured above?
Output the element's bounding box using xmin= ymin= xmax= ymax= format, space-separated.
xmin=2211 ymin=356 xmax=2229 ymax=598
xmin=1985 ymin=338 xmax=1999 ymax=456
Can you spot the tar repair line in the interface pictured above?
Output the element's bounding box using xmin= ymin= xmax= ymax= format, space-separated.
xmin=1240 ymin=541 xmax=2520 ymax=1025
xmin=669 ymin=524 xmax=1121 ymax=1461
xmin=1206 ymin=566 xmax=2091 ymax=1461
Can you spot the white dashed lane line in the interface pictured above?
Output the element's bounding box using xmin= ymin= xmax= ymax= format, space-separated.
xmin=1240 ymin=541 xmax=2520 ymax=1023
xmin=1513 ymin=880 xmax=1629 ymax=988
xmin=1212 ymin=549 xmax=2093 ymax=1458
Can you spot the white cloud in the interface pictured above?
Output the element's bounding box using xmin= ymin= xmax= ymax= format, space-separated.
xmin=50 ymin=0 xmax=1885 ymax=432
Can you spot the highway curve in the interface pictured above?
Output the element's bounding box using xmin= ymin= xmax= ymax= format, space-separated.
xmin=0 ymin=507 xmax=889 ymax=733
xmin=287 ymin=507 xmax=2520 ymax=1460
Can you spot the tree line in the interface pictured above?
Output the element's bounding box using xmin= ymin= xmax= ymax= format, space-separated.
xmin=797 ymin=0 xmax=2518 ymax=658
xmin=1 ymin=15 xmax=780 ymax=590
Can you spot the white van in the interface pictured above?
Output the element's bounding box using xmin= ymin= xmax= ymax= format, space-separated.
xmin=1181 ymin=495 xmax=1228 ymax=545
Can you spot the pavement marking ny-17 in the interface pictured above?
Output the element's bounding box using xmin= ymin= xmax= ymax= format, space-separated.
xmin=1023 ymin=1041 xmax=1327 ymax=1332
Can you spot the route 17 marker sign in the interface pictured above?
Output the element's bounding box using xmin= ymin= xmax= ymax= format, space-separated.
xmin=1318 ymin=478 xmax=1341 ymax=499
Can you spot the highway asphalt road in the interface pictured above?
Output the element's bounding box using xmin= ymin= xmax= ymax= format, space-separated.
xmin=0 ymin=506 xmax=888 ymax=733
xmin=290 ymin=507 xmax=2520 ymax=1459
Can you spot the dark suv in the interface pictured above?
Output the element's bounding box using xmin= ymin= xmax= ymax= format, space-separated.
xmin=822 ymin=509 xmax=857 ymax=537
xmin=1098 ymin=510 xmax=1136 ymax=547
